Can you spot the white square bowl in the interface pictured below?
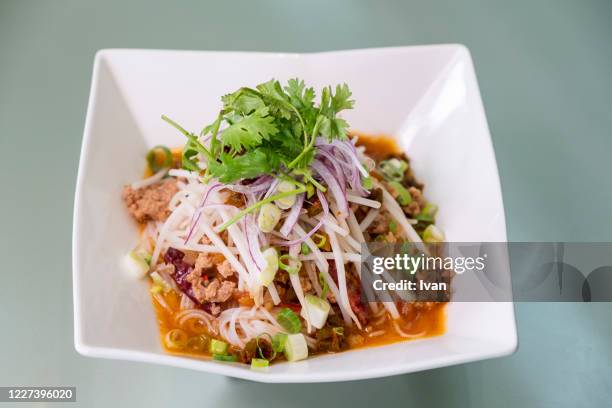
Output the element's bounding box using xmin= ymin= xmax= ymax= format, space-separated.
xmin=73 ymin=45 xmax=517 ymax=383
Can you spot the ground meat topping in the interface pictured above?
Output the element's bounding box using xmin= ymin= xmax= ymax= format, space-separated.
xmin=197 ymin=279 xmax=236 ymax=303
xmin=299 ymin=273 xmax=313 ymax=294
xmin=194 ymin=253 xmax=215 ymax=271
xmin=122 ymin=179 xmax=178 ymax=223
xmin=403 ymin=186 xmax=426 ymax=217
xmin=217 ymin=260 xmax=235 ymax=278
xmin=368 ymin=212 xmax=389 ymax=235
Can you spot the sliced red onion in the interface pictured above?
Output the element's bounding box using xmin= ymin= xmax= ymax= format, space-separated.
xmin=327 ymin=139 xmax=369 ymax=178
xmin=263 ymin=178 xmax=280 ymax=199
xmin=316 ymin=149 xmax=347 ymax=194
xmin=228 ymin=175 xmax=273 ymax=195
xmin=244 ymin=215 xmax=266 ymax=271
xmin=315 ymin=138 xmax=370 ymax=196
xmin=317 ymin=188 xmax=330 ymax=215
xmin=311 ymin=159 xmax=348 ymax=215
xmin=274 ymin=190 xmax=329 ymax=246
xmin=185 ymin=182 xmax=224 ymax=243
xmin=279 ymin=193 xmax=305 ymax=237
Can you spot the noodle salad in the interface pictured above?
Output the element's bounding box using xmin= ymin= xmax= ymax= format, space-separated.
xmin=122 ymin=79 xmax=446 ymax=368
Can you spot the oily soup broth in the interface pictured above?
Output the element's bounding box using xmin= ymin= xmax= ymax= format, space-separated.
xmin=149 ymin=134 xmax=446 ymax=360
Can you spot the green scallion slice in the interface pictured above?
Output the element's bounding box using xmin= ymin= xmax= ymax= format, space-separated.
xmin=277 ymin=308 xmax=301 ymax=334
xmin=278 ymin=254 xmax=302 ymax=275
xmin=388 ymin=181 xmax=412 ymax=206
xmin=213 ymin=354 xmax=237 ymax=362
xmin=146 ymin=145 xmax=173 ymax=173
xmin=250 ymin=358 xmax=270 ymax=369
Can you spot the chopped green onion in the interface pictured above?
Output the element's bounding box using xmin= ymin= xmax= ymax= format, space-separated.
xmin=150 ymin=271 xmax=172 ymax=293
xmin=313 ymin=233 xmax=327 ymax=248
xmin=250 ymin=358 xmax=270 ymax=369
xmin=123 ymin=248 xmax=151 ymax=279
xmin=283 ymin=333 xmax=308 ymax=362
xmin=300 ymin=242 xmax=311 ymax=255
xmin=209 ymin=339 xmax=229 ymax=355
xmin=254 ymin=333 xmax=275 ymax=360
xmin=421 ymin=203 xmax=438 ymax=217
xmin=362 ymin=175 xmax=373 ymax=190
xmin=423 ymin=224 xmax=445 ymax=243
xmin=388 ymin=181 xmax=412 ymax=206
xmin=302 ymin=294 xmax=330 ymax=329
xmin=258 ymin=247 xmax=279 ymax=286
xmin=278 ymin=254 xmax=302 ymax=275
xmin=272 ymin=333 xmax=288 ymax=353
xmin=306 ymin=183 xmax=315 ymax=199
xmin=380 ymin=158 xmax=408 ymax=181
xmin=277 ymin=308 xmax=302 ymax=334
xmin=257 ymin=203 xmax=282 ymax=233
xmin=146 ymin=145 xmax=173 ymax=173
xmin=213 ymin=354 xmax=237 ymax=362
xmin=319 ymin=272 xmax=329 ymax=299
xmin=332 ymin=327 xmax=345 ymax=336
xmin=389 ymin=220 xmax=397 ymax=233
xmin=275 ymin=180 xmax=298 ymax=209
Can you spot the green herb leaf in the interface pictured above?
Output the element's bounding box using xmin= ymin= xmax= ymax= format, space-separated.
xmin=208 ymin=148 xmax=278 ymax=183
xmin=220 ymin=108 xmax=278 ymax=151
xmin=164 ymin=79 xmax=355 ymax=186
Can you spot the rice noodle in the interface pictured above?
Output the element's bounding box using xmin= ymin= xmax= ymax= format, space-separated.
xmin=131 ymin=168 xmax=168 ymax=190
xmin=286 ymin=243 xmax=311 ymax=332
xmin=359 ymin=208 xmax=380 ymax=231
xmin=293 ymin=224 xmax=351 ymax=323
xmin=392 ymin=319 xmax=425 ymax=338
xmin=373 ymin=179 xmax=426 ymax=252
xmin=346 ymin=193 xmax=381 ymax=209
xmin=268 ymin=283 xmax=281 ymax=305
xmin=151 ymin=202 xmax=189 ymax=265
xmin=218 ymin=307 xmax=284 ymax=347
xmin=175 ymin=309 xmax=216 ymax=334
xmin=325 ymin=225 xmax=362 ymax=328
xmin=179 ymin=293 xmax=195 ymax=310
xmin=152 ymin=293 xmax=172 ymax=314
xmin=166 ymin=236 xmax=239 ymax=255
xmin=347 ymin=211 xmax=379 ymax=314
xmin=317 ymin=215 xmax=350 ymax=236
xmin=304 ymin=260 xmax=323 ymax=296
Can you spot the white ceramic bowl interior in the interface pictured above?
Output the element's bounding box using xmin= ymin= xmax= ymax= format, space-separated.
xmin=73 ymin=45 xmax=517 ymax=383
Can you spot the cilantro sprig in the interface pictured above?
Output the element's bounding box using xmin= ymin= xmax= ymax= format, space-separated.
xmin=161 ymin=79 xmax=354 ymax=232
xmin=163 ymin=78 xmax=354 ymax=183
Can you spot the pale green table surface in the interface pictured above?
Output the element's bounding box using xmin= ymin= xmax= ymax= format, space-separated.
xmin=1 ymin=0 xmax=611 ymax=407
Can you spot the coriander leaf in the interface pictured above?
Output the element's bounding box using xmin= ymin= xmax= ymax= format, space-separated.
xmin=222 ymin=89 xmax=265 ymax=115
xmin=331 ymin=83 xmax=354 ymax=112
xmin=208 ymin=148 xmax=279 ymax=182
xmin=317 ymin=84 xmax=354 ymax=140
xmin=284 ymin=78 xmax=315 ymax=111
xmin=256 ymin=80 xmax=293 ymax=120
xmin=220 ymin=108 xmax=278 ymax=151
